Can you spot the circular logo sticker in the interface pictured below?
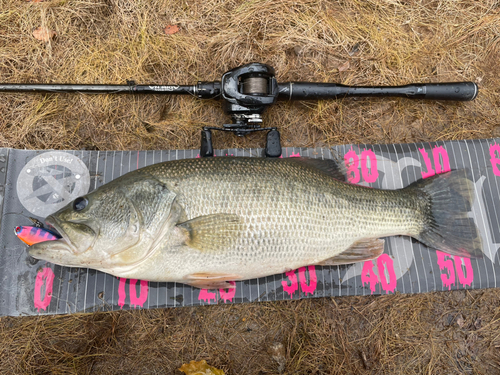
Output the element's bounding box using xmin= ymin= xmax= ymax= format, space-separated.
xmin=17 ymin=152 xmax=90 ymax=217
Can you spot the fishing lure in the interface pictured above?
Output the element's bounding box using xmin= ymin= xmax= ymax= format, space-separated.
xmin=4 ymin=212 xmax=45 ymax=228
xmin=14 ymin=226 xmax=60 ymax=246
xmin=28 ymin=217 xmax=45 ymax=228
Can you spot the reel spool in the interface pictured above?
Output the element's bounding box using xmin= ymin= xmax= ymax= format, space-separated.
xmin=242 ymin=76 xmax=268 ymax=95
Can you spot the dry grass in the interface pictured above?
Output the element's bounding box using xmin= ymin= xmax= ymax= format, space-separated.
xmin=2 ymin=291 xmax=500 ymax=374
xmin=1 ymin=0 xmax=500 ymax=373
xmin=0 ymin=0 xmax=498 ymax=151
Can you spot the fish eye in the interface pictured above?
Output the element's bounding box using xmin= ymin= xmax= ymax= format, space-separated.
xmin=73 ymin=197 xmax=88 ymax=211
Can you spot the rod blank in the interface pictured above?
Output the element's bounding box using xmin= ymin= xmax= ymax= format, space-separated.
xmin=0 ymin=83 xmax=197 ymax=95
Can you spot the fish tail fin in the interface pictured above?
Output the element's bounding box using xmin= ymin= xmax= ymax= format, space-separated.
xmin=408 ymin=169 xmax=483 ymax=258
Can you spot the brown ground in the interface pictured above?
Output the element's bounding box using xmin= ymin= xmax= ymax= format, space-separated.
xmin=0 ymin=0 xmax=499 ymax=374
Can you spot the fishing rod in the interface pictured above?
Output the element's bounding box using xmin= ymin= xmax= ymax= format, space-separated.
xmin=0 ymin=63 xmax=478 ymax=157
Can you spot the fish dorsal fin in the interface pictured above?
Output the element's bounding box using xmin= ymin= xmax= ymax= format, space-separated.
xmin=286 ymin=157 xmax=346 ymax=181
xmin=177 ymin=214 xmax=243 ymax=252
xmin=316 ymin=238 xmax=385 ymax=266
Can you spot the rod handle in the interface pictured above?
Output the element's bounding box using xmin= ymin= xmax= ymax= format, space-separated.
xmin=278 ymin=82 xmax=478 ymax=101
xmin=420 ymin=82 xmax=478 ymax=101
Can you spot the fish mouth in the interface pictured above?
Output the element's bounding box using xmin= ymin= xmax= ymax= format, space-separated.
xmin=27 ymin=215 xmax=73 ymax=262
xmin=28 ymin=215 xmax=95 ymax=265
xmin=44 ymin=215 xmax=76 ymax=252
xmin=28 ymin=236 xmax=72 ymax=259
xmin=44 ymin=215 xmax=96 ymax=255
xmin=28 ymin=237 xmax=95 ymax=269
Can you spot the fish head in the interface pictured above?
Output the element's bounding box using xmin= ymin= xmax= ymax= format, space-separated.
xmin=29 ymin=173 xmax=181 ymax=273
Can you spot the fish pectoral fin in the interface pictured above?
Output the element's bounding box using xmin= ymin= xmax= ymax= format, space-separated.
xmin=317 ymin=238 xmax=385 ymax=266
xmin=185 ymin=273 xmax=239 ymax=289
xmin=177 ymin=214 xmax=243 ymax=252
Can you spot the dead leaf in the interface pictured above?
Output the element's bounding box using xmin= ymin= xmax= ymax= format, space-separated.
xmin=164 ymin=25 xmax=180 ymax=35
xmin=27 ymin=0 xmax=45 ymax=2
xmin=179 ymin=360 xmax=224 ymax=375
xmin=360 ymin=350 xmax=370 ymax=370
xmin=33 ymin=27 xmax=56 ymax=42
xmin=349 ymin=43 xmax=361 ymax=56
xmin=338 ymin=61 xmax=350 ymax=72
xmin=268 ymin=343 xmax=286 ymax=374
xmin=474 ymin=317 xmax=482 ymax=329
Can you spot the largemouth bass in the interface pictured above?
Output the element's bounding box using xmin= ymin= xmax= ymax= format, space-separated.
xmin=29 ymin=157 xmax=482 ymax=289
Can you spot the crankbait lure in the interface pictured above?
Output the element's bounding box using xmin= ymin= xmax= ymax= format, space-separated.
xmin=15 ymin=226 xmax=60 ymax=246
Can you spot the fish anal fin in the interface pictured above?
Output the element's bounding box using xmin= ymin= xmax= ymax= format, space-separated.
xmin=317 ymin=238 xmax=385 ymax=266
xmin=177 ymin=214 xmax=242 ymax=252
xmin=185 ymin=272 xmax=239 ymax=289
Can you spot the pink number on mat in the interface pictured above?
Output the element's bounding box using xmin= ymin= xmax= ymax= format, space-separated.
xmin=361 ymin=261 xmax=379 ymax=294
xmin=298 ymin=266 xmax=317 ymax=296
xmin=361 ymin=149 xmax=379 ymax=183
xmin=344 ymin=148 xmax=360 ymax=183
xmin=219 ymin=281 xmax=236 ymax=303
xmin=432 ymin=146 xmax=451 ymax=173
xmin=129 ymin=279 xmax=149 ymax=308
xmin=377 ymin=254 xmax=397 ymax=293
xmin=419 ymin=148 xmax=436 ymax=178
xmin=436 ymin=251 xmax=456 ymax=290
xmin=34 ymin=267 xmax=55 ymax=312
xmin=118 ymin=278 xmax=127 ymax=309
xmin=290 ymin=152 xmax=301 ymax=158
xmin=490 ymin=143 xmax=500 ymax=176
xmin=198 ymin=289 xmax=217 ymax=304
xmin=344 ymin=148 xmax=379 ymax=183
xmin=454 ymin=256 xmax=474 ymax=288
xmin=118 ymin=278 xmax=149 ymax=309
xmin=419 ymin=146 xmax=450 ymax=178
xmin=282 ymin=270 xmax=299 ymax=298
xmin=436 ymin=251 xmax=474 ymax=290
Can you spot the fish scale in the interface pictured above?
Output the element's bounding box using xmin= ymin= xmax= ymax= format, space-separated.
xmin=130 ymin=158 xmax=427 ymax=280
xmin=29 ymin=157 xmax=482 ymax=288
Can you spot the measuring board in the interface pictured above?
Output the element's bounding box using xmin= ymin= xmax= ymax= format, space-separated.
xmin=1 ymin=139 xmax=499 ymax=316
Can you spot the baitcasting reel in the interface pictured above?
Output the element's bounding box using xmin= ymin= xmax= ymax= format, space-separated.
xmin=199 ymin=63 xmax=281 ymax=157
